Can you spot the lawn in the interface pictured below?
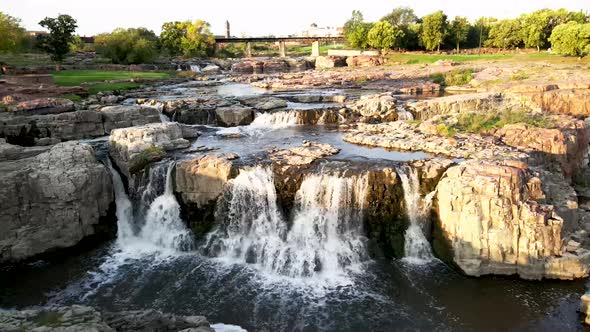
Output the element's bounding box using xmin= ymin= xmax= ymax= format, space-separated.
xmin=386 ymin=52 xmax=590 ymax=65
xmin=52 ymin=70 xmax=170 ymax=86
xmin=289 ymin=43 xmax=346 ymax=56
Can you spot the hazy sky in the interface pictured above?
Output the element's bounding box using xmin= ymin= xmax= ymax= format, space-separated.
xmin=2 ymin=0 xmax=588 ymax=37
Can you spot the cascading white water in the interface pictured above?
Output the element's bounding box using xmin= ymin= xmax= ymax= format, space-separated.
xmin=397 ymin=166 xmax=434 ymax=264
xmin=107 ymin=161 xmax=193 ymax=252
xmin=206 ymin=167 xmax=369 ymax=280
xmin=216 ymin=111 xmax=299 ymax=137
xmin=190 ymin=65 xmax=201 ymax=72
xmin=107 ymin=160 xmax=135 ymax=242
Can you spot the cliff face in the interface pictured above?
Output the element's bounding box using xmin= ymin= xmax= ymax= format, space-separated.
xmin=434 ymin=160 xmax=590 ymax=280
xmin=0 ymin=141 xmax=115 ymax=263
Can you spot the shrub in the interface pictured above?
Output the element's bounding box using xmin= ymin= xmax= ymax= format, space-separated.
xmin=431 ymin=68 xmax=473 ymax=86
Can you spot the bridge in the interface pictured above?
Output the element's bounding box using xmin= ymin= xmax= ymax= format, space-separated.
xmin=214 ymin=36 xmax=346 ymax=57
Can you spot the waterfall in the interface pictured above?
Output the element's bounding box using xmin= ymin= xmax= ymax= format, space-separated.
xmin=397 ymin=166 xmax=434 ymax=264
xmin=397 ymin=110 xmax=414 ymax=121
xmin=107 ymin=160 xmax=135 ymax=242
xmin=190 ymin=65 xmax=201 ymax=73
xmin=138 ymin=163 xmax=194 ymax=251
xmin=216 ymin=111 xmax=299 ymax=137
xmin=107 ymin=160 xmax=193 ymax=252
xmin=206 ymin=167 xmax=369 ymax=280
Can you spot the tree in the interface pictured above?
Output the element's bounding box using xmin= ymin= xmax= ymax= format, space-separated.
xmin=160 ymin=21 xmax=187 ymax=55
xmin=367 ymin=20 xmax=404 ymax=51
xmin=37 ymin=14 xmax=77 ymax=70
xmin=519 ymin=9 xmax=552 ymax=51
xmin=96 ymin=28 xmax=159 ymax=64
xmin=0 ymin=12 xmax=25 ymax=52
xmin=420 ymin=11 xmax=448 ymax=51
xmin=485 ymin=19 xmax=522 ymax=49
xmin=69 ymin=35 xmax=85 ymax=53
xmin=344 ymin=10 xmax=372 ymax=49
xmin=549 ymin=22 xmax=590 ymax=56
xmin=448 ymin=16 xmax=470 ymax=53
xmin=381 ymin=7 xmax=418 ymax=26
xmin=180 ymin=20 xmax=215 ymax=58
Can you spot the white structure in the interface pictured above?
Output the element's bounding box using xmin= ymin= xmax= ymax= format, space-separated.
xmin=299 ymin=24 xmax=343 ymax=38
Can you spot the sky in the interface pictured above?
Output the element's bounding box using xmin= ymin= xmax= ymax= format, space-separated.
xmin=2 ymin=0 xmax=588 ymax=37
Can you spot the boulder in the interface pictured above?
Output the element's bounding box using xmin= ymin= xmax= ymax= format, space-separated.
xmin=109 ymin=123 xmax=190 ymax=177
xmin=100 ymin=105 xmax=162 ymax=133
xmin=346 ymin=55 xmax=384 ymax=67
xmin=350 ymin=93 xmax=398 ymax=121
xmin=582 ymin=294 xmax=590 ymax=325
xmin=511 ymin=88 xmax=590 ymax=117
xmin=0 ymin=142 xmax=114 ymax=262
xmin=315 ymin=56 xmax=347 ymax=69
xmin=215 ymin=105 xmax=254 ymax=126
xmin=0 ymin=305 xmax=214 ymax=332
xmin=201 ymin=64 xmax=221 ymax=74
xmin=434 ymin=160 xmax=590 ymax=280
xmin=267 ymin=141 xmax=340 ymax=166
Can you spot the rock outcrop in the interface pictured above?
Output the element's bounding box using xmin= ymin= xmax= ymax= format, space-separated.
xmin=434 ymin=160 xmax=590 ymax=280
xmin=315 ymin=56 xmax=347 ymax=69
xmin=6 ymin=97 xmax=75 ymax=115
xmin=0 ymin=141 xmax=114 ymax=262
xmin=99 ymin=105 xmax=161 ymax=133
xmin=215 ymin=105 xmax=254 ymax=127
xmin=349 ymin=93 xmax=398 ymax=121
xmin=108 ymin=123 xmax=190 ymax=177
xmin=407 ymin=92 xmax=504 ymax=120
xmin=0 ymin=305 xmax=214 ymax=332
xmin=237 ymin=96 xmax=287 ymax=111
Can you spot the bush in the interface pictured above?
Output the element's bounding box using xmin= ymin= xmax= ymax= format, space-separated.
xmin=96 ymin=28 xmax=159 ymax=64
xmin=549 ymin=22 xmax=590 ymax=56
xmin=430 ymin=68 xmax=473 ymax=86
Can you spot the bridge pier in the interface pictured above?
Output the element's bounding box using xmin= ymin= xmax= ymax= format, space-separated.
xmin=311 ymin=41 xmax=320 ymax=57
xmin=246 ymin=42 xmax=252 ymax=58
xmin=279 ymin=41 xmax=286 ymax=57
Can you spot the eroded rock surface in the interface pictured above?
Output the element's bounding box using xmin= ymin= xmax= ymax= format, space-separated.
xmin=434 ymin=160 xmax=590 ymax=280
xmin=109 ymin=123 xmax=190 ymax=176
xmin=0 ymin=305 xmax=214 ymax=332
xmin=0 ymin=141 xmax=114 ymax=262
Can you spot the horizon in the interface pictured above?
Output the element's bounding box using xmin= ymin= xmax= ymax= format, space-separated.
xmin=2 ymin=0 xmax=588 ymax=37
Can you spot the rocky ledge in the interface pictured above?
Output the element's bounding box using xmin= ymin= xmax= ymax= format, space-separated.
xmin=0 ymin=305 xmax=214 ymax=332
xmin=0 ymin=141 xmax=114 ymax=263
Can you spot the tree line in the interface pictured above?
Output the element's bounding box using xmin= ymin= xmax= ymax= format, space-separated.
xmin=0 ymin=13 xmax=219 ymax=68
xmin=344 ymin=7 xmax=590 ymax=55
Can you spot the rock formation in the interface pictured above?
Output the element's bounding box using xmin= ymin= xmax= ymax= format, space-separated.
xmin=0 ymin=141 xmax=114 ymax=263
xmin=0 ymin=305 xmax=214 ymax=332
xmin=108 ymin=123 xmax=191 ymax=177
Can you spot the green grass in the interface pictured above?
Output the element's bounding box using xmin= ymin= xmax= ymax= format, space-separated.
xmin=438 ymin=110 xmax=553 ymax=136
xmin=289 ymin=43 xmax=346 ymax=56
xmin=430 ymin=69 xmax=473 ymax=86
xmin=87 ymin=82 xmax=139 ymax=94
xmin=52 ymin=70 xmax=169 ymax=86
xmin=386 ymin=51 xmax=590 ymax=65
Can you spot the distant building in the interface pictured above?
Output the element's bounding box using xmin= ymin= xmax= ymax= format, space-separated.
xmin=299 ymin=24 xmax=343 ymax=38
xmin=225 ymin=21 xmax=230 ymax=38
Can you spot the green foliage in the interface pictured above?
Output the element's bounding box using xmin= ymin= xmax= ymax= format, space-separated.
xmin=420 ymin=11 xmax=448 ymax=51
xmin=381 ymin=7 xmax=418 ymax=26
xmin=430 ymin=68 xmax=473 ymax=86
xmin=96 ymin=28 xmax=159 ymax=64
xmin=549 ymin=22 xmax=590 ymax=56
xmin=52 ymin=70 xmax=169 ymax=86
xmin=37 ymin=14 xmax=78 ymax=65
xmin=485 ymin=19 xmax=522 ymax=49
xmin=160 ymin=20 xmax=215 ymax=58
xmin=0 ymin=12 xmax=26 ymax=52
xmin=68 ymin=35 xmax=84 ymax=53
xmin=129 ymin=145 xmax=166 ymax=174
xmin=61 ymin=94 xmax=82 ymax=102
xmin=441 ymin=110 xmax=552 ymax=136
xmin=510 ymin=70 xmax=530 ymax=80
xmin=519 ymin=9 xmax=552 ymax=50
xmin=367 ymin=21 xmax=403 ymax=50
xmin=448 ymin=16 xmax=470 ymax=52
xmin=344 ymin=10 xmax=373 ymax=49
xmin=217 ymin=43 xmax=245 ymax=58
